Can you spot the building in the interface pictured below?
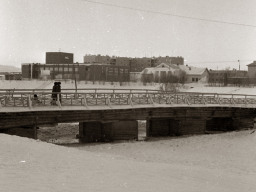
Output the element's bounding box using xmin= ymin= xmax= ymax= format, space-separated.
xmin=179 ymin=65 xmax=209 ymax=83
xmin=46 ymin=52 xmax=74 ymax=64
xmin=0 ymin=65 xmax=22 ymax=80
xmin=141 ymin=63 xmax=209 ymax=84
xmin=130 ymin=58 xmax=153 ymax=72
xmin=141 ymin=63 xmax=183 ymax=83
xmin=153 ymin=56 xmax=184 ymax=66
xmin=5 ymin=73 xmax=22 ymax=80
xmin=247 ymin=61 xmax=256 ymax=78
xmin=79 ymin=64 xmax=130 ymax=82
xmin=208 ymin=70 xmax=248 ymax=85
xmin=84 ymin=54 xmax=111 ymax=64
xmin=21 ymin=63 xmax=130 ymax=82
xmin=115 ymin=57 xmax=131 ymax=66
xmin=83 ymin=54 xmax=184 ymax=72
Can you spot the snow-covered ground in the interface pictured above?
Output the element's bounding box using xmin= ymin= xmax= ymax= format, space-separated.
xmin=1 ymin=81 xmax=256 ymax=191
xmin=0 ymin=80 xmax=159 ymax=90
xmin=1 ymin=130 xmax=256 ymax=192
xmin=180 ymin=83 xmax=256 ymax=95
xmin=1 ymin=80 xmax=256 ymax=95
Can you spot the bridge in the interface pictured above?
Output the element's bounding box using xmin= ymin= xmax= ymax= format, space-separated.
xmin=1 ymin=88 xmax=256 ymax=142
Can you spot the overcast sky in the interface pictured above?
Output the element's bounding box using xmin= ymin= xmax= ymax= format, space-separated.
xmin=1 ymin=0 xmax=256 ymax=70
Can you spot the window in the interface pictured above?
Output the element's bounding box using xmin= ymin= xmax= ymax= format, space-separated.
xmin=64 ymin=67 xmax=69 ymax=72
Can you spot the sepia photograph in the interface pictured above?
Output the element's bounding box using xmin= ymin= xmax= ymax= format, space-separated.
xmin=1 ymin=0 xmax=256 ymax=191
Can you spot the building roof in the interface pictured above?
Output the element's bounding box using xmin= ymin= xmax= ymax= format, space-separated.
xmin=155 ymin=63 xmax=180 ymax=69
xmin=247 ymin=61 xmax=256 ymax=66
xmin=178 ymin=65 xmax=208 ymax=75
xmin=46 ymin=52 xmax=73 ymax=54
xmin=142 ymin=63 xmax=179 ymax=74
xmin=141 ymin=67 xmax=170 ymax=74
xmin=141 ymin=63 xmax=208 ymax=76
xmin=209 ymin=69 xmax=247 ymax=74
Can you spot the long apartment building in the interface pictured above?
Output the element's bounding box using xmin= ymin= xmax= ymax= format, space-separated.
xmin=83 ymin=54 xmax=184 ymax=72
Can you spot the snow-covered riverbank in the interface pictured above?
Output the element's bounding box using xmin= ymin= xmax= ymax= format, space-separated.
xmin=1 ymin=130 xmax=256 ymax=192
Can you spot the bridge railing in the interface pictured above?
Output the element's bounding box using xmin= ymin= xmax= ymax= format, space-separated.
xmin=1 ymin=90 xmax=256 ymax=108
xmin=0 ymin=88 xmax=161 ymax=94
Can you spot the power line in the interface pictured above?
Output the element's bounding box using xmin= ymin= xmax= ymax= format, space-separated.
xmin=187 ymin=59 xmax=254 ymax=65
xmin=81 ymin=0 xmax=256 ymax=28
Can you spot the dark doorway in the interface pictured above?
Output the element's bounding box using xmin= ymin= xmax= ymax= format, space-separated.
xmin=147 ymin=118 xmax=180 ymax=137
xmin=80 ymin=121 xmax=112 ymax=142
xmin=206 ymin=118 xmax=234 ymax=132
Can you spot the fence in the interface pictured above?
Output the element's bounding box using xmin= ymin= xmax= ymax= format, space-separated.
xmin=1 ymin=89 xmax=256 ymax=108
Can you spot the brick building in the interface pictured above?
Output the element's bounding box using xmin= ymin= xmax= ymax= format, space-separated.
xmin=83 ymin=54 xmax=184 ymax=72
xmin=208 ymin=70 xmax=248 ymax=85
xmin=46 ymin=52 xmax=73 ymax=64
xmin=153 ymin=56 xmax=184 ymax=66
xmin=130 ymin=58 xmax=153 ymax=72
xmin=84 ymin=54 xmax=111 ymax=64
xmin=21 ymin=63 xmax=129 ymax=82
xmin=247 ymin=61 xmax=256 ymax=78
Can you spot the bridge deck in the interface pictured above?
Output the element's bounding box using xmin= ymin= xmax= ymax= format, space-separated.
xmin=1 ymin=103 xmax=256 ymax=113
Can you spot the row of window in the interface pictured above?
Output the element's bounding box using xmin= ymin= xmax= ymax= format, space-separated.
xmin=40 ymin=67 xmax=78 ymax=72
xmin=192 ymin=78 xmax=200 ymax=82
xmin=39 ymin=66 xmax=129 ymax=74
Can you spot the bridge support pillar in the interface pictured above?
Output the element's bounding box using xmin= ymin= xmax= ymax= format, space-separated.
xmin=78 ymin=120 xmax=138 ymax=143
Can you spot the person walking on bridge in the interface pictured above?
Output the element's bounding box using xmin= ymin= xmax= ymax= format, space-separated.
xmin=51 ymin=82 xmax=61 ymax=105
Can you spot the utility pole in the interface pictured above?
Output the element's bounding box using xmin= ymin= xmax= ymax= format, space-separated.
xmin=73 ymin=63 xmax=77 ymax=94
xmin=30 ymin=64 xmax=33 ymax=80
xmin=238 ymin=60 xmax=240 ymax=71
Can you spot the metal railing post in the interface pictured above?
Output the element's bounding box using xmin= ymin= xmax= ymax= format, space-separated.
xmin=129 ymin=94 xmax=133 ymax=106
xmin=83 ymin=94 xmax=88 ymax=107
xmin=57 ymin=94 xmax=61 ymax=108
xmin=28 ymin=95 xmax=32 ymax=108
xmin=149 ymin=94 xmax=155 ymax=105
xmin=107 ymin=96 xmax=111 ymax=107
xmin=202 ymin=94 xmax=206 ymax=105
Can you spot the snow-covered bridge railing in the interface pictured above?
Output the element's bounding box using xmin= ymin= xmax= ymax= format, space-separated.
xmin=1 ymin=89 xmax=256 ymax=108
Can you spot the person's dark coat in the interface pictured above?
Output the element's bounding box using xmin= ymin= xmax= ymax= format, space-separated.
xmin=52 ymin=82 xmax=62 ymax=102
